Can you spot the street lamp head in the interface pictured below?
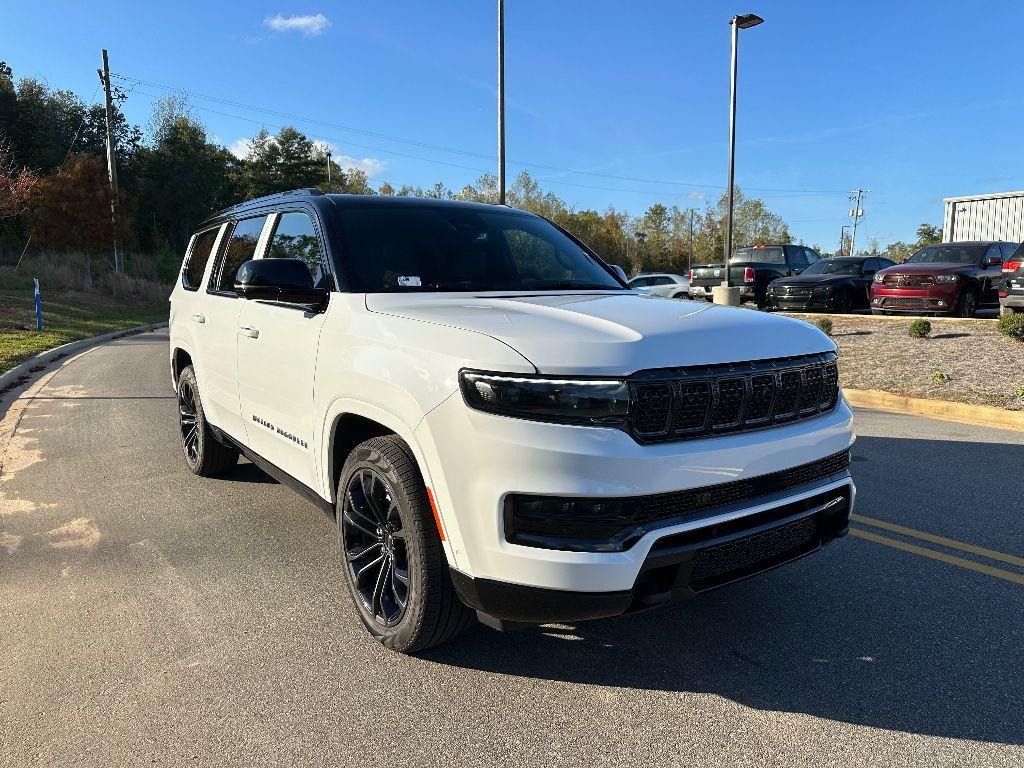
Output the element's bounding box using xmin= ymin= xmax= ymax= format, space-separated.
xmin=732 ymin=13 xmax=764 ymax=29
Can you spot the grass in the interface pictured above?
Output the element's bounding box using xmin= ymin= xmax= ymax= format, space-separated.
xmin=0 ymin=289 xmax=168 ymax=373
xmin=784 ymin=313 xmax=1024 ymax=411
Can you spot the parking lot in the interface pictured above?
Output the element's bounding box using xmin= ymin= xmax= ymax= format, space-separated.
xmin=1 ymin=330 xmax=1023 ymax=767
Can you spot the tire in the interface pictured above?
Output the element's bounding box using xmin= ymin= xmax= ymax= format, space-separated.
xmin=176 ymin=366 xmax=238 ymax=477
xmin=337 ymin=435 xmax=473 ymax=653
xmin=956 ymin=290 xmax=977 ymax=318
xmin=834 ymin=289 xmax=853 ymax=314
xmin=670 ymin=291 xmax=689 ymax=300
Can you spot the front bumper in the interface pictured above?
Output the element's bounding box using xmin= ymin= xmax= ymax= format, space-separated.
xmin=450 ymin=482 xmax=852 ymax=625
xmin=415 ymin=390 xmax=855 ymax=599
xmin=869 ymin=283 xmax=959 ymax=313
xmin=767 ymin=289 xmax=840 ymax=311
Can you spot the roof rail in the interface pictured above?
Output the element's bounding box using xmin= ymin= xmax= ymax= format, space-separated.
xmin=241 ymin=188 xmax=324 ymax=207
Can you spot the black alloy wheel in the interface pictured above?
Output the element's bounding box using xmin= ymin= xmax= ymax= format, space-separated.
xmin=178 ymin=379 xmax=200 ymax=465
xmin=957 ymin=290 xmax=977 ymax=318
xmin=342 ymin=468 xmax=410 ymax=627
xmin=835 ymin=289 xmax=852 ymax=314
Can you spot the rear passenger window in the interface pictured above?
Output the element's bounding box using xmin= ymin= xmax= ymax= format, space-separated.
xmin=266 ymin=212 xmax=329 ymax=288
xmin=182 ymin=227 xmax=220 ymax=290
xmin=215 ymin=216 xmax=268 ymax=293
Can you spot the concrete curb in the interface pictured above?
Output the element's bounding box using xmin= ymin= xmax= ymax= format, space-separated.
xmin=845 ymin=388 xmax=1024 ymax=432
xmin=0 ymin=322 xmax=168 ymax=393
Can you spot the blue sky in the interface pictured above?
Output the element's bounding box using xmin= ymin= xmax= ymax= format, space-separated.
xmin=3 ymin=0 xmax=1023 ymax=249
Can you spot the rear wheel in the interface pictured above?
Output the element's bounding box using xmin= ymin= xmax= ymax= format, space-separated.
xmin=176 ymin=366 xmax=238 ymax=477
xmin=338 ymin=435 xmax=473 ymax=653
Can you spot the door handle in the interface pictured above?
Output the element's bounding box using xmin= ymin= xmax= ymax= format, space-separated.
xmin=238 ymin=326 xmax=260 ymax=339
xmin=191 ymin=313 xmax=206 ymax=324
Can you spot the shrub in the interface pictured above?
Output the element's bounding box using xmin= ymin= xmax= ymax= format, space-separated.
xmin=814 ymin=317 xmax=833 ymax=335
xmin=908 ymin=319 xmax=932 ymax=338
xmin=932 ymin=371 xmax=950 ymax=383
xmin=997 ymin=311 xmax=1024 ymax=342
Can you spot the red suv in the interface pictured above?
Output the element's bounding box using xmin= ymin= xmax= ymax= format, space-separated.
xmin=869 ymin=241 xmax=1014 ymax=317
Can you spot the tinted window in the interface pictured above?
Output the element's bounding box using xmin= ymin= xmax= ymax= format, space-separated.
xmin=182 ymin=227 xmax=220 ymax=290
xmin=1009 ymin=243 xmax=1024 ymax=262
xmin=216 ymin=216 xmax=268 ymax=293
xmin=267 ymin=212 xmax=329 ymax=289
xmin=876 ymin=258 xmax=896 ymax=269
xmin=804 ymin=248 xmax=821 ymax=264
xmin=652 ymin=276 xmax=674 ymax=286
xmin=788 ymin=247 xmax=809 ymax=269
xmin=334 ymin=206 xmax=622 ymax=292
xmin=801 ymin=258 xmax=862 ymax=276
xmin=731 ymin=246 xmax=785 ymax=264
xmin=629 ymin=277 xmax=653 ymax=287
xmin=1001 ymin=243 xmax=1020 ymax=260
xmin=984 ymin=244 xmax=1003 ymax=264
xmin=906 ymin=244 xmax=985 ymax=265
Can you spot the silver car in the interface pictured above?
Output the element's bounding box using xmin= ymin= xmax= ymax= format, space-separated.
xmin=628 ymin=272 xmax=691 ymax=299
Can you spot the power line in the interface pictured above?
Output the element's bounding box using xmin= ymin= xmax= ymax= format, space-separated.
xmin=112 ymin=71 xmax=850 ymax=197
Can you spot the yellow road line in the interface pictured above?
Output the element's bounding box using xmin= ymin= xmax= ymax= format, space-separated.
xmin=852 ymin=513 xmax=1024 ymax=569
xmin=850 ymin=528 xmax=1024 ymax=586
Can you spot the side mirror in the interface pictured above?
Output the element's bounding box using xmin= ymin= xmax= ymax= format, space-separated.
xmin=611 ymin=264 xmax=628 ymax=282
xmin=984 ymin=255 xmax=1002 ymax=267
xmin=234 ymin=258 xmax=328 ymax=306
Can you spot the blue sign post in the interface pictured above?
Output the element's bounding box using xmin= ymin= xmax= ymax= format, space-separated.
xmin=34 ymin=277 xmax=42 ymax=332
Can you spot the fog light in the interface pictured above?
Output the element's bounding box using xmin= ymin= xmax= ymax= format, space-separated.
xmin=871 ymin=297 xmax=882 ymax=304
xmin=936 ymin=300 xmax=946 ymax=307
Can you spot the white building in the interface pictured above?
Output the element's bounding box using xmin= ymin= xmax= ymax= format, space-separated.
xmin=943 ymin=191 xmax=1024 ymax=242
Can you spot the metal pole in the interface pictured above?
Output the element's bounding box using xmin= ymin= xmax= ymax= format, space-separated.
xmin=724 ymin=19 xmax=739 ymax=287
xmin=98 ymin=49 xmax=123 ymax=274
xmin=326 ymin=149 xmax=332 ymax=192
xmin=497 ymin=0 xmax=506 ymax=205
xmin=848 ymin=189 xmax=868 ymax=257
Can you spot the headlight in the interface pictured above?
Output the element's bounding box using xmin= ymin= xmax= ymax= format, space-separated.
xmin=873 ymin=273 xmax=885 ymax=283
xmin=934 ymin=274 xmax=959 ymax=283
xmin=459 ymin=371 xmax=629 ymax=426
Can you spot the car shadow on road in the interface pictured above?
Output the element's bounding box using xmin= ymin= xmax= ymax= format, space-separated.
xmin=221 ymin=460 xmax=280 ymax=484
xmin=423 ymin=435 xmax=1024 ymax=746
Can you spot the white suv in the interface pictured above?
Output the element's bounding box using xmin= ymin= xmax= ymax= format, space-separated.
xmin=169 ymin=189 xmax=855 ymax=653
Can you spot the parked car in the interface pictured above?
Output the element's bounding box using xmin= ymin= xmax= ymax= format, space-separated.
xmin=869 ymin=241 xmax=1015 ymax=317
xmin=690 ymin=245 xmax=823 ymax=308
xmin=169 ymin=189 xmax=854 ymax=654
xmin=1000 ymin=242 xmax=1024 ymax=315
xmin=766 ymin=256 xmax=895 ymax=313
xmin=628 ymin=272 xmax=691 ymax=298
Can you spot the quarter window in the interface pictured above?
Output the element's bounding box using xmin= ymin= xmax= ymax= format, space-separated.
xmin=216 ymin=216 xmax=268 ymax=293
xmin=266 ymin=212 xmax=329 ymax=288
xmin=182 ymin=227 xmax=220 ymax=290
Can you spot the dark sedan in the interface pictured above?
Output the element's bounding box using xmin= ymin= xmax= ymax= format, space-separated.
xmin=766 ymin=256 xmax=893 ymax=313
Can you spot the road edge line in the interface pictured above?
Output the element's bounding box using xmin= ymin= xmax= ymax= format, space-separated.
xmin=844 ymin=388 xmax=1024 ymax=433
xmin=851 ymin=513 xmax=1024 ymax=568
xmin=0 ymin=322 xmax=169 ymax=393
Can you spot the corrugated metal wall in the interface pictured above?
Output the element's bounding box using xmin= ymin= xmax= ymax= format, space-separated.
xmin=943 ymin=193 xmax=1024 ymax=242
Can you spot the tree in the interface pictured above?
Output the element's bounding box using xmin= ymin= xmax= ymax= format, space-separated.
xmin=0 ymin=136 xmax=37 ymax=220
xmin=915 ymin=223 xmax=942 ymax=248
xmin=26 ymin=154 xmax=134 ymax=251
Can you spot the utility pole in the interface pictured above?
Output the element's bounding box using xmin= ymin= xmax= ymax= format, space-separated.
xmin=98 ymin=49 xmax=123 ymax=274
xmin=326 ymin=149 xmax=332 ymax=192
xmin=497 ymin=0 xmax=506 ymax=205
xmin=98 ymin=50 xmax=123 ymax=274
xmin=688 ymin=208 xmax=695 ymax=273
xmin=848 ymin=189 xmax=869 ymax=257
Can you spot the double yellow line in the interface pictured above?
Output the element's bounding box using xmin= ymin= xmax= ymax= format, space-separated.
xmin=850 ymin=514 xmax=1024 ymax=586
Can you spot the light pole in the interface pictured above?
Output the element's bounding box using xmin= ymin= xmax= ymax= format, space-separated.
xmin=718 ymin=13 xmax=763 ymax=305
xmin=497 ymin=0 xmax=506 ymax=205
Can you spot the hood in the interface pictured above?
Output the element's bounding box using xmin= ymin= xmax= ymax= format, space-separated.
xmin=366 ymin=292 xmax=835 ymax=375
xmin=772 ymin=273 xmax=850 ymax=286
xmin=880 ymin=263 xmax=967 ymax=275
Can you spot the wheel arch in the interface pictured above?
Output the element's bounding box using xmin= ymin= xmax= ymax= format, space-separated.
xmin=171 ymin=346 xmax=194 ymax=388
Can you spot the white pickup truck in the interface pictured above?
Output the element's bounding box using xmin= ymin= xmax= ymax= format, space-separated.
xmin=169 ymin=189 xmax=855 ymax=654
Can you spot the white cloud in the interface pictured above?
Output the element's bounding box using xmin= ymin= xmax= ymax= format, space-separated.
xmin=228 ymin=138 xmax=253 ymax=159
xmin=263 ymin=13 xmax=330 ymax=37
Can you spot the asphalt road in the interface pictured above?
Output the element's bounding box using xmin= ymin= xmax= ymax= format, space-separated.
xmin=1 ymin=330 xmax=1022 ymax=767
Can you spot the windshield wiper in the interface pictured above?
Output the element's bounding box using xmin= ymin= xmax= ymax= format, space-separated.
xmin=529 ymin=282 xmax=623 ymax=291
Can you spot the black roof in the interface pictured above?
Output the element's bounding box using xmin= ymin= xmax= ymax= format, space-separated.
xmin=202 ymin=188 xmax=530 ymax=227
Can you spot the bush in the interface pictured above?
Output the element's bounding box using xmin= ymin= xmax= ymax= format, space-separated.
xmin=932 ymin=371 xmax=950 ymax=383
xmin=908 ymin=319 xmax=932 ymax=338
xmin=997 ymin=311 xmax=1024 ymax=342
xmin=814 ymin=317 xmax=833 ymax=335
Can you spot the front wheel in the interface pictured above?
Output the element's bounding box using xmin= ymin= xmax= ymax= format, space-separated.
xmin=338 ymin=435 xmax=473 ymax=653
xmin=956 ymin=290 xmax=977 ymax=318
xmin=834 ymin=289 xmax=853 ymax=314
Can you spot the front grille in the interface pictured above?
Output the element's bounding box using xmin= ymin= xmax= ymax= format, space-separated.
xmin=630 ymin=353 xmax=839 ymax=442
xmin=883 ymin=273 xmax=934 ymax=287
xmin=882 ymin=297 xmax=927 ymax=309
xmin=689 ymin=515 xmax=817 ymax=589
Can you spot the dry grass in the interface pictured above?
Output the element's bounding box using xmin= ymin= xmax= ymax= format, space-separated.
xmin=784 ymin=313 xmax=1024 ymax=411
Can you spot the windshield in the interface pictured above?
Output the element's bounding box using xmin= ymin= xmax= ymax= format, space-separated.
xmin=906 ymin=244 xmax=984 ymax=265
xmin=802 ymin=258 xmax=863 ymax=276
xmin=334 ymin=205 xmax=625 ymax=292
xmin=731 ymin=246 xmax=785 ymax=264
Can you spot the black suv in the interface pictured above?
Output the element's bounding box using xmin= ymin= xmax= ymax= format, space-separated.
xmin=690 ymin=245 xmax=823 ymax=308
xmin=1001 ymin=242 xmax=1024 ymax=314
xmin=766 ymin=256 xmax=895 ymax=313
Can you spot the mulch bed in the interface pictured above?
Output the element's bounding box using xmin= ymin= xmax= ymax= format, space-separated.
xmin=782 ymin=313 xmax=1024 ymax=411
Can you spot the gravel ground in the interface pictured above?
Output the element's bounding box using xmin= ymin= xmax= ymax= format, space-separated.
xmin=782 ymin=313 xmax=1024 ymax=410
